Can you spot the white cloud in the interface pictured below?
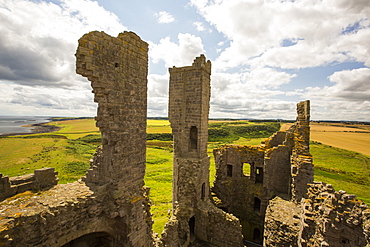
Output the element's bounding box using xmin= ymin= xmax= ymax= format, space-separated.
xmin=191 ymin=0 xmax=370 ymax=70
xmin=209 ymin=68 xmax=297 ymax=119
xmin=0 ymin=0 xmax=126 ymax=87
xmin=193 ymin=21 xmax=212 ymax=32
xmin=193 ymin=21 xmax=206 ymax=31
xmin=0 ymin=83 xmax=96 ymax=116
xmin=303 ymin=68 xmax=370 ymax=120
xmin=306 ymin=68 xmax=370 ymax=102
xmin=149 ymin=33 xmax=205 ymax=67
xmin=155 ymin=11 xmax=175 ymax=24
xmin=0 ymin=0 xmax=126 ymax=115
xmin=147 ymin=73 xmax=170 ymax=117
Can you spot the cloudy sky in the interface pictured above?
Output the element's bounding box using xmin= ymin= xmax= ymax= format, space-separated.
xmin=0 ymin=0 xmax=369 ymax=121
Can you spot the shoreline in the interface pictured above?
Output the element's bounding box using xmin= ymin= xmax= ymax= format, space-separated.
xmin=0 ymin=122 xmax=61 ymax=137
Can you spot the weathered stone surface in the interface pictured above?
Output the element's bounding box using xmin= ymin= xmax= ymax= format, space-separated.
xmin=264 ymin=197 xmax=301 ymax=246
xmin=0 ymin=181 xmax=98 ymax=246
xmin=0 ymin=31 xmax=155 ymax=247
xmin=162 ymin=55 xmax=243 ymax=247
xmin=212 ymin=100 xmax=313 ymax=244
xmin=75 ymin=30 xmax=154 ymax=247
xmin=0 ymin=168 xmax=58 ymax=201
xmin=264 ymin=182 xmax=370 ymax=246
xmin=299 ymin=182 xmax=369 ymax=247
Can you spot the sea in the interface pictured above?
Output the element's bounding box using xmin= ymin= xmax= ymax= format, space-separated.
xmin=0 ymin=116 xmax=52 ymax=135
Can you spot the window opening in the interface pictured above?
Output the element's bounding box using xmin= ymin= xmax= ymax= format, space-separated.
xmin=243 ymin=162 xmax=252 ymax=177
xmin=62 ymin=232 xmax=114 ymax=247
xmin=255 ymin=167 xmax=263 ymax=183
xmin=340 ymin=237 xmax=350 ymax=245
xmin=201 ymin=182 xmax=206 ymax=200
xmin=253 ymin=228 xmax=261 ymax=244
xmin=227 ymin=164 xmax=233 ymax=177
xmin=254 ymin=197 xmax=261 ymax=213
xmin=189 ymin=126 xmax=198 ymax=150
xmin=189 ymin=216 xmax=196 ymax=242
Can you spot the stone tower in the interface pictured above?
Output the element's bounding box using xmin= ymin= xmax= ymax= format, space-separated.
xmin=162 ymin=55 xmax=243 ymax=246
xmin=169 ymin=54 xmax=212 ymax=208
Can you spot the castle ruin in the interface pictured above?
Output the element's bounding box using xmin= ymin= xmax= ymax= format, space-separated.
xmin=0 ymin=31 xmax=369 ymax=247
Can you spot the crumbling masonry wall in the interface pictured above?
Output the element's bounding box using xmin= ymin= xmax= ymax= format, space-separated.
xmin=0 ymin=31 xmax=154 ymax=247
xmin=161 ymin=55 xmax=243 ymax=247
xmin=264 ymin=182 xmax=370 ymax=246
xmin=0 ymin=168 xmax=58 ymax=201
xmin=76 ymin=31 xmax=154 ymax=246
xmin=212 ymin=100 xmax=313 ymax=244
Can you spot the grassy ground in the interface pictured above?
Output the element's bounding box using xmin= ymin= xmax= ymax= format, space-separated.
xmin=1 ymin=119 xmax=369 ymax=234
xmin=311 ymin=141 xmax=370 ymax=204
xmin=145 ymin=145 xmax=173 ymax=234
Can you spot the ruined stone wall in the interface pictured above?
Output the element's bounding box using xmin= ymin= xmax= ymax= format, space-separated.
xmin=0 ymin=31 xmax=154 ymax=247
xmin=75 ymin=31 xmax=153 ymax=246
xmin=212 ymin=145 xmax=266 ymax=243
xmin=290 ymin=101 xmax=313 ymax=202
xmin=0 ymin=182 xmax=100 ymax=246
xmin=0 ymin=168 xmax=58 ymax=201
xmin=211 ymin=100 xmax=314 ymax=244
xmin=264 ymin=182 xmax=370 ymax=246
xmin=76 ymin=31 xmax=148 ymax=192
xmin=264 ymin=145 xmax=291 ymax=198
xmin=263 ymin=197 xmax=301 ymax=246
xmin=299 ymin=182 xmax=369 ymax=247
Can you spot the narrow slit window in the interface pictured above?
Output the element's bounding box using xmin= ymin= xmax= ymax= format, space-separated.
xmin=255 ymin=167 xmax=263 ymax=183
xmin=189 ymin=126 xmax=198 ymax=150
xmin=254 ymin=197 xmax=261 ymax=213
xmin=227 ymin=164 xmax=233 ymax=177
xmin=201 ymin=182 xmax=206 ymax=200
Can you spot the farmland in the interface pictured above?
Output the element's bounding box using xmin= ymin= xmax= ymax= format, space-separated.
xmin=310 ymin=122 xmax=370 ymax=156
xmin=0 ymin=118 xmax=369 ymax=233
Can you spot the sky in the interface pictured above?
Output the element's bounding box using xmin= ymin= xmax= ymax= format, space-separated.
xmin=0 ymin=0 xmax=369 ymax=121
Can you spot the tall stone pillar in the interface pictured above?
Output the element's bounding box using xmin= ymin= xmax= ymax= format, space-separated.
xmin=169 ymin=54 xmax=212 ymax=209
xmin=75 ymin=31 xmax=153 ymax=247
xmin=291 ymin=100 xmax=313 ymax=201
xmin=162 ymin=55 xmax=243 ymax=247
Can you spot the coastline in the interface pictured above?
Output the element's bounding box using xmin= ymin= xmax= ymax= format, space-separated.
xmin=0 ymin=122 xmax=61 ymax=137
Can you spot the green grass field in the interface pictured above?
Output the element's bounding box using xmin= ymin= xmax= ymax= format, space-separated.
xmin=311 ymin=141 xmax=370 ymax=204
xmin=0 ymin=119 xmax=369 ymax=234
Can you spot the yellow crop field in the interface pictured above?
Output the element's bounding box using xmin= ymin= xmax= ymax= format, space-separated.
xmin=310 ymin=122 xmax=370 ymax=157
xmin=147 ymin=119 xmax=170 ymax=126
xmin=281 ymin=122 xmax=370 ymax=157
xmin=147 ymin=119 xmax=171 ymax=133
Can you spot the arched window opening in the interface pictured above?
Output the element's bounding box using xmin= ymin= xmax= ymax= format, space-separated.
xmin=62 ymin=232 xmax=114 ymax=247
xmin=254 ymin=197 xmax=261 ymax=213
xmin=189 ymin=126 xmax=198 ymax=150
xmin=227 ymin=164 xmax=233 ymax=177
